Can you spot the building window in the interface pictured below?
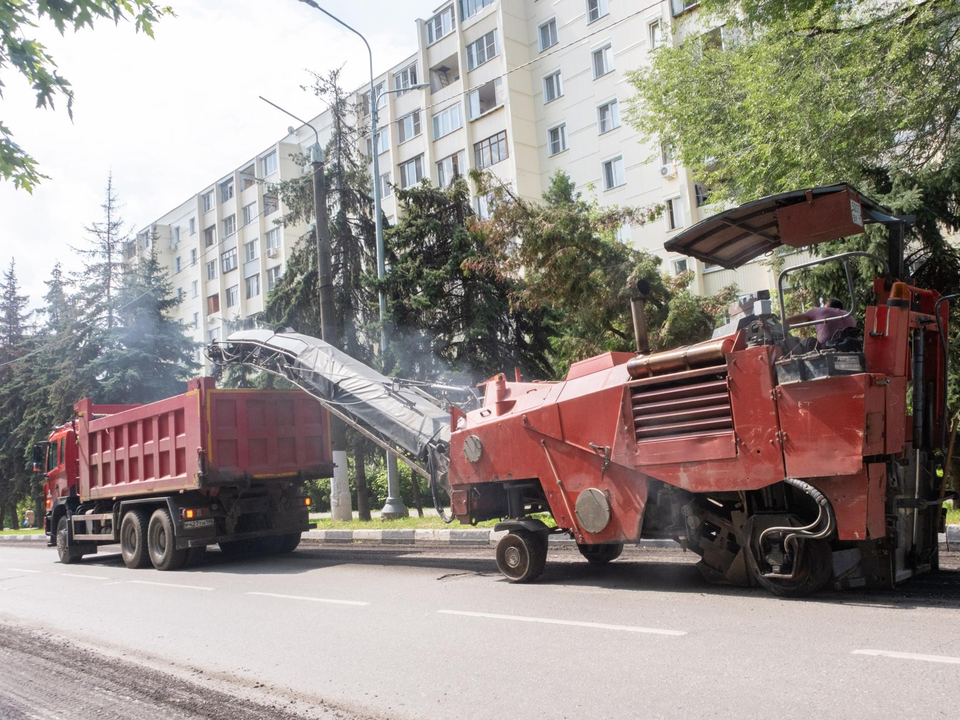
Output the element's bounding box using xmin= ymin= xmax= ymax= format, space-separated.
xmin=467 ymin=78 xmax=503 ymax=120
xmin=204 ymin=225 xmax=216 ymax=247
xmin=202 ymin=191 xmax=214 ymax=213
xmin=671 ymin=0 xmax=698 ymax=16
xmin=399 ymin=156 xmax=425 ymax=188
xmin=427 ymin=5 xmax=455 ymax=44
xmin=398 ymin=111 xmax=422 ymax=143
xmin=267 ymin=265 xmax=283 ymax=292
xmin=242 ymin=202 xmax=257 ymax=226
xmin=474 ymin=130 xmax=508 ymax=169
xmin=547 ymin=124 xmax=567 ymax=156
xmin=380 ymin=172 xmax=392 ymax=197
xmin=206 ymin=294 xmax=220 ymax=315
xmin=616 ymin=223 xmax=631 ymax=242
xmin=394 ymin=63 xmax=418 ymax=96
xmin=240 ymin=163 xmax=256 ymax=191
xmin=221 ymin=247 xmax=238 ymax=274
xmin=366 ymin=128 xmax=389 ymax=156
xmin=436 ymin=151 xmax=464 ymax=188
xmin=587 ymin=0 xmax=609 ymax=23
xmin=695 ymin=182 xmax=709 ymax=207
xmin=460 ymin=0 xmax=494 ymax=21
xmin=174 ymin=256 xmax=182 ymax=274
xmin=475 ymin=191 xmax=495 ymax=219
xmin=245 ymin=274 xmax=260 ymax=299
xmin=602 ymin=155 xmax=625 ymax=190
xmin=206 ymin=259 xmax=218 ymax=280
xmin=263 ymin=192 xmax=278 ymax=215
xmin=219 ymin=178 xmax=234 ymax=203
xmin=222 ymin=214 xmax=236 ymax=238
xmin=226 ymin=284 xmax=239 ymax=308
xmin=177 ymin=287 xmax=184 ymax=302
xmin=192 ymin=312 xmax=199 ymax=328
xmin=597 ymin=98 xmax=620 ymax=134
xmin=192 ymin=280 xmax=199 ymax=298
xmin=665 ymin=196 xmax=685 ymax=229
xmin=661 ymin=144 xmax=676 ymax=165
xmin=466 ymin=30 xmax=498 ymax=71
xmin=172 ymin=226 xmax=181 ymax=247
xmin=244 ymin=239 xmax=259 ymax=262
xmin=674 ymin=258 xmax=688 ymax=274
xmin=189 ymin=218 xmax=196 ymax=235
xmin=543 ymin=70 xmax=562 ymax=103
xmin=266 ymin=227 xmax=281 ymax=251
xmin=649 ymin=19 xmax=663 ymax=49
xmin=190 ymin=248 xmax=197 ymax=266
xmin=592 ymin=44 xmax=613 ymax=78
xmin=432 ymin=104 xmax=463 ymax=140
xmin=538 ymin=18 xmax=558 ymax=51
xmin=260 ymin=150 xmax=278 ymax=176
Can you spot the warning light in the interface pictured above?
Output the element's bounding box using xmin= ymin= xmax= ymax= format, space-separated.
xmin=301 ymin=497 xmax=312 ymax=507
xmin=184 ymin=509 xmax=196 ymax=519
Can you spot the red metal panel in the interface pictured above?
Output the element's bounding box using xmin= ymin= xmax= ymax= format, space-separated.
xmin=565 ymin=351 xmax=635 ymax=381
xmin=810 ymin=464 xmax=885 ymax=541
xmin=885 ymin=376 xmax=906 ymax=454
xmin=864 ymin=304 xmax=910 ymax=377
xmin=777 ymin=187 xmax=865 ymax=247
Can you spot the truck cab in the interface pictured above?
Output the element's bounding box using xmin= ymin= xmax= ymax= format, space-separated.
xmin=36 ymin=425 xmax=79 ymax=535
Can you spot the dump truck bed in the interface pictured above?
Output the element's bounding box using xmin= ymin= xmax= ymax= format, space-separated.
xmin=76 ymin=377 xmax=332 ymax=501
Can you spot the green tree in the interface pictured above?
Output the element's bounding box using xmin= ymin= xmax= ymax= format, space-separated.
xmin=1 ymin=0 xmax=173 ymax=191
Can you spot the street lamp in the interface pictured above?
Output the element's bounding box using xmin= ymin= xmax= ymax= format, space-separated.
xmin=300 ymin=0 xmax=430 ymax=519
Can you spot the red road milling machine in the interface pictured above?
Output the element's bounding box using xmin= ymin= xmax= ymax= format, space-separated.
xmin=209 ymin=184 xmax=950 ymax=596
xmin=38 ymin=379 xmax=332 ymax=570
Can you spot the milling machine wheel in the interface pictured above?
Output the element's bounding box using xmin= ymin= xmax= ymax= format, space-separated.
xmin=577 ymin=543 xmax=623 ymax=565
xmin=747 ymin=537 xmax=833 ymax=598
xmin=495 ymin=529 xmax=547 ymax=583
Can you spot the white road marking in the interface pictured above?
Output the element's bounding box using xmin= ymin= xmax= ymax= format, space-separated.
xmin=60 ymin=573 xmax=110 ymax=580
xmin=852 ymin=649 xmax=960 ymax=665
xmin=438 ymin=610 xmax=687 ymax=636
xmin=246 ymin=591 xmax=369 ymax=606
xmin=128 ymin=580 xmax=215 ymax=591
xmin=6 ymin=568 xmax=41 ymax=574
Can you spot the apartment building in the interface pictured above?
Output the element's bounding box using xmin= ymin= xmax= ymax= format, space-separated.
xmin=134 ymin=0 xmax=799 ymax=369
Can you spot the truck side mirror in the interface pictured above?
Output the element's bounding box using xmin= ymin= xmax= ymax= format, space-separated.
xmin=32 ymin=445 xmax=44 ymax=473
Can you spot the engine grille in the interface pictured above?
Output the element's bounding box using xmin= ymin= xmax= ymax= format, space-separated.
xmin=630 ymin=363 xmax=733 ymax=442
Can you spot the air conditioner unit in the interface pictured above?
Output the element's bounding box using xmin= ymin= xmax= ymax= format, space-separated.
xmin=660 ymin=163 xmax=678 ymax=179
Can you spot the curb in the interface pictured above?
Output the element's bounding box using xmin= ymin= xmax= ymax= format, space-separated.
xmin=0 ymin=534 xmax=46 ymax=543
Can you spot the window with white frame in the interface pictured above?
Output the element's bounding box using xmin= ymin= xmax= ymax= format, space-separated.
xmin=219 ymin=178 xmax=234 ymax=203
xmin=394 ymin=63 xmax=418 ymax=96
xmin=172 ymin=226 xmax=180 ymax=247
xmin=399 ymin=156 xmax=425 ymax=188
xmin=602 ymin=155 xmax=625 ymax=190
xmin=190 ymin=248 xmax=197 ymax=266
xmin=695 ymin=182 xmax=710 ymax=207
xmin=671 ymin=0 xmax=698 ymax=15
xmin=174 ymin=256 xmax=182 ymax=273
xmin=436 ymin=151 xmax=464 ymax=188
xmin=221 ymin=247 xmax=238 ymax=274
xmin=543 ymin=70 xmax=562 ymax=103
xmin=242 ymin=202 xmax=257 ymax=226
xmin=547 ymin=124 xmax=567 ymax=156
xmin=202 ymin=191 xmax=214 ymax=213
xmin=649 ymin=19 xmax=663 ymax=49
xmin=538 ymin=18 xmax=558 ymax=51
xmin=592 ymin=44 xmax=613 ymax=78
xmin=208 ymin=326 xmax=220 ymax=342
xmin=665 ymin=196 xmax=686 ymax=229
xmin=466 ymin=30 xmax=498 ymax=71
xmin=266 ymin=227 xmax=281 ymax=251
xmin=587 ymin=0 xmax=609 ymax=23
xmin=192 ymin=280 xmax=199 ymax=298
xmin=189 ymin=217 xmax=196 ymax=235
xmin=475 ymin=191 xmax=495 ymax=220
xmin=204 ymin=225 xmax=216 ymax=247
xmin=398 ymin=110 xmax=422 ymax=143
xmin=206 ymin=259 xmax=218 ymax=280
xmin=266 ymin=265 xmax=283 ymax=292
xmin=244 ymin=239 xmax=259 ymax=262
xmin=366 ymin=129 xmax=389 ymax=156
xmin=660 ymin=144 xmax=675 ymax=165
xmin=226 ymin=284 xmax=239 ymax=308
xmin=427 ymin=5 xmax=455 ymax=44
xmin=467 ymin=78 xmax=503 ymax=119
xmin=192 ymin=311 xmax=199 ymax=328
xmin=460 ymin=0 xmax=494 ymax=21
xmin=260 ymin=150 xmax=278 ymax=176
xmin=245 ymin=274 xmax=260 ymax=299
xmin=673 ymin=258 xmax=689 ymax=274
xmin=380 ymin=172 xmax=392 ymax=198
xmin=616 ymin=223 xmax=631 ymax=242
xmin=263 ymin=191 xmax=278 ymax=215
xmin=474 ymin=131 xmax=508 ymax=168
xmin=207 ymin=295 xmax=220 ymax=315
xmin=597 ymin=98 xmax=620 ymax=133
xmin=432 ymin=104 xmax=463 ymax=140
xmin=222 ymin=214 xmax=236 ymax=238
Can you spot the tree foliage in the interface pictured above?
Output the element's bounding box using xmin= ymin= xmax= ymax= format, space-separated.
xmin=0 ymin=0 xmax=173 ymax=191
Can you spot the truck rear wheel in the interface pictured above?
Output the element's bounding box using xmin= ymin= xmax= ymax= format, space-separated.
xmin=56 ymin=516 xmax=83 ymax=564
xmin=120 ymin=509 xmax=151 ymax=569
xmin=495 ymin=529 xmax=547 ymax=583
xmin=278 ymin=533 xmax=301 ymax=553
xmin=147 ymin=508 xmax=188 ymax=571
xmin=577 ymin=543 xmax=623 ymax=565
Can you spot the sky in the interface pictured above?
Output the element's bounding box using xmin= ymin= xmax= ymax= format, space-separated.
xmin=0 ymin=0 xmax=440 ymax=308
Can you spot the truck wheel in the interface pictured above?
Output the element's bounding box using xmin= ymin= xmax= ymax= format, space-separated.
xmin=747 ymin=538 xmax=833 ymax=598
xmin=577 ymin=543 xmax=623 ymax=565
xmin=56 ymin=516 xmax=83 ymax=564
xmin=495 ymin=529 xmax=547 ymax=583
xmin=277 ymin=533 xmax=301 ymax=553
xmin=120 ymin=509 xmax=151 ymax=569
xmin=147 ymin=508 xmax=188 ymax=571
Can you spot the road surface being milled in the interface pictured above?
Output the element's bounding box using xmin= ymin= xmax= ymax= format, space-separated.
xmin=1 ymin=542 xmax=958 ymax=719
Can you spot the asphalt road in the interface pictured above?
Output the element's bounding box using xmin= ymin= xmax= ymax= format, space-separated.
xmin=1 ymin=542 xmax=958 ymax=720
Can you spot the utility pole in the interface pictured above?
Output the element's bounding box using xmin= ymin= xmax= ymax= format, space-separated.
xmin=261 ymin=96 xmax=352 ymax=521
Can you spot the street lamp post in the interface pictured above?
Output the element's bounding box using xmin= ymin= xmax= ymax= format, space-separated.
xmin=300 ymin=0 xmax=429 ymax=519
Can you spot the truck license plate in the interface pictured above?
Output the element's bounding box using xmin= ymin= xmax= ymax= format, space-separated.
xmin=183 ymin=519 xmax=215 ymax=530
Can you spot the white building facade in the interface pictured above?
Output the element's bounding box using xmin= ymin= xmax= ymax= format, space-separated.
xmin=133 ymin=0 xmax=797 ymax=369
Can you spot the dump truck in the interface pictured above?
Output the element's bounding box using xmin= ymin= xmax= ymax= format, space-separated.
xmin=38 ymin=377 xmax=332 ymax=570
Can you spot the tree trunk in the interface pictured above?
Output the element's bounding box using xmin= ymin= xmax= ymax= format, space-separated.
xmin=354 ymin=440 xmax=371 ymax=522
xmin=411 ymin=472 xmax=424 ymax=518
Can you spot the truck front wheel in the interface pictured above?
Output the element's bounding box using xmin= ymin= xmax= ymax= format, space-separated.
xmin=120 ymin=509 xmax=150 ymax=569
xmin=147 ymin=508 xmax=188 ymax=571
xmin=56 ymin=516 xmax=83 ymax=564
xmin=277 ymin=533 xmax=301 ymax=553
